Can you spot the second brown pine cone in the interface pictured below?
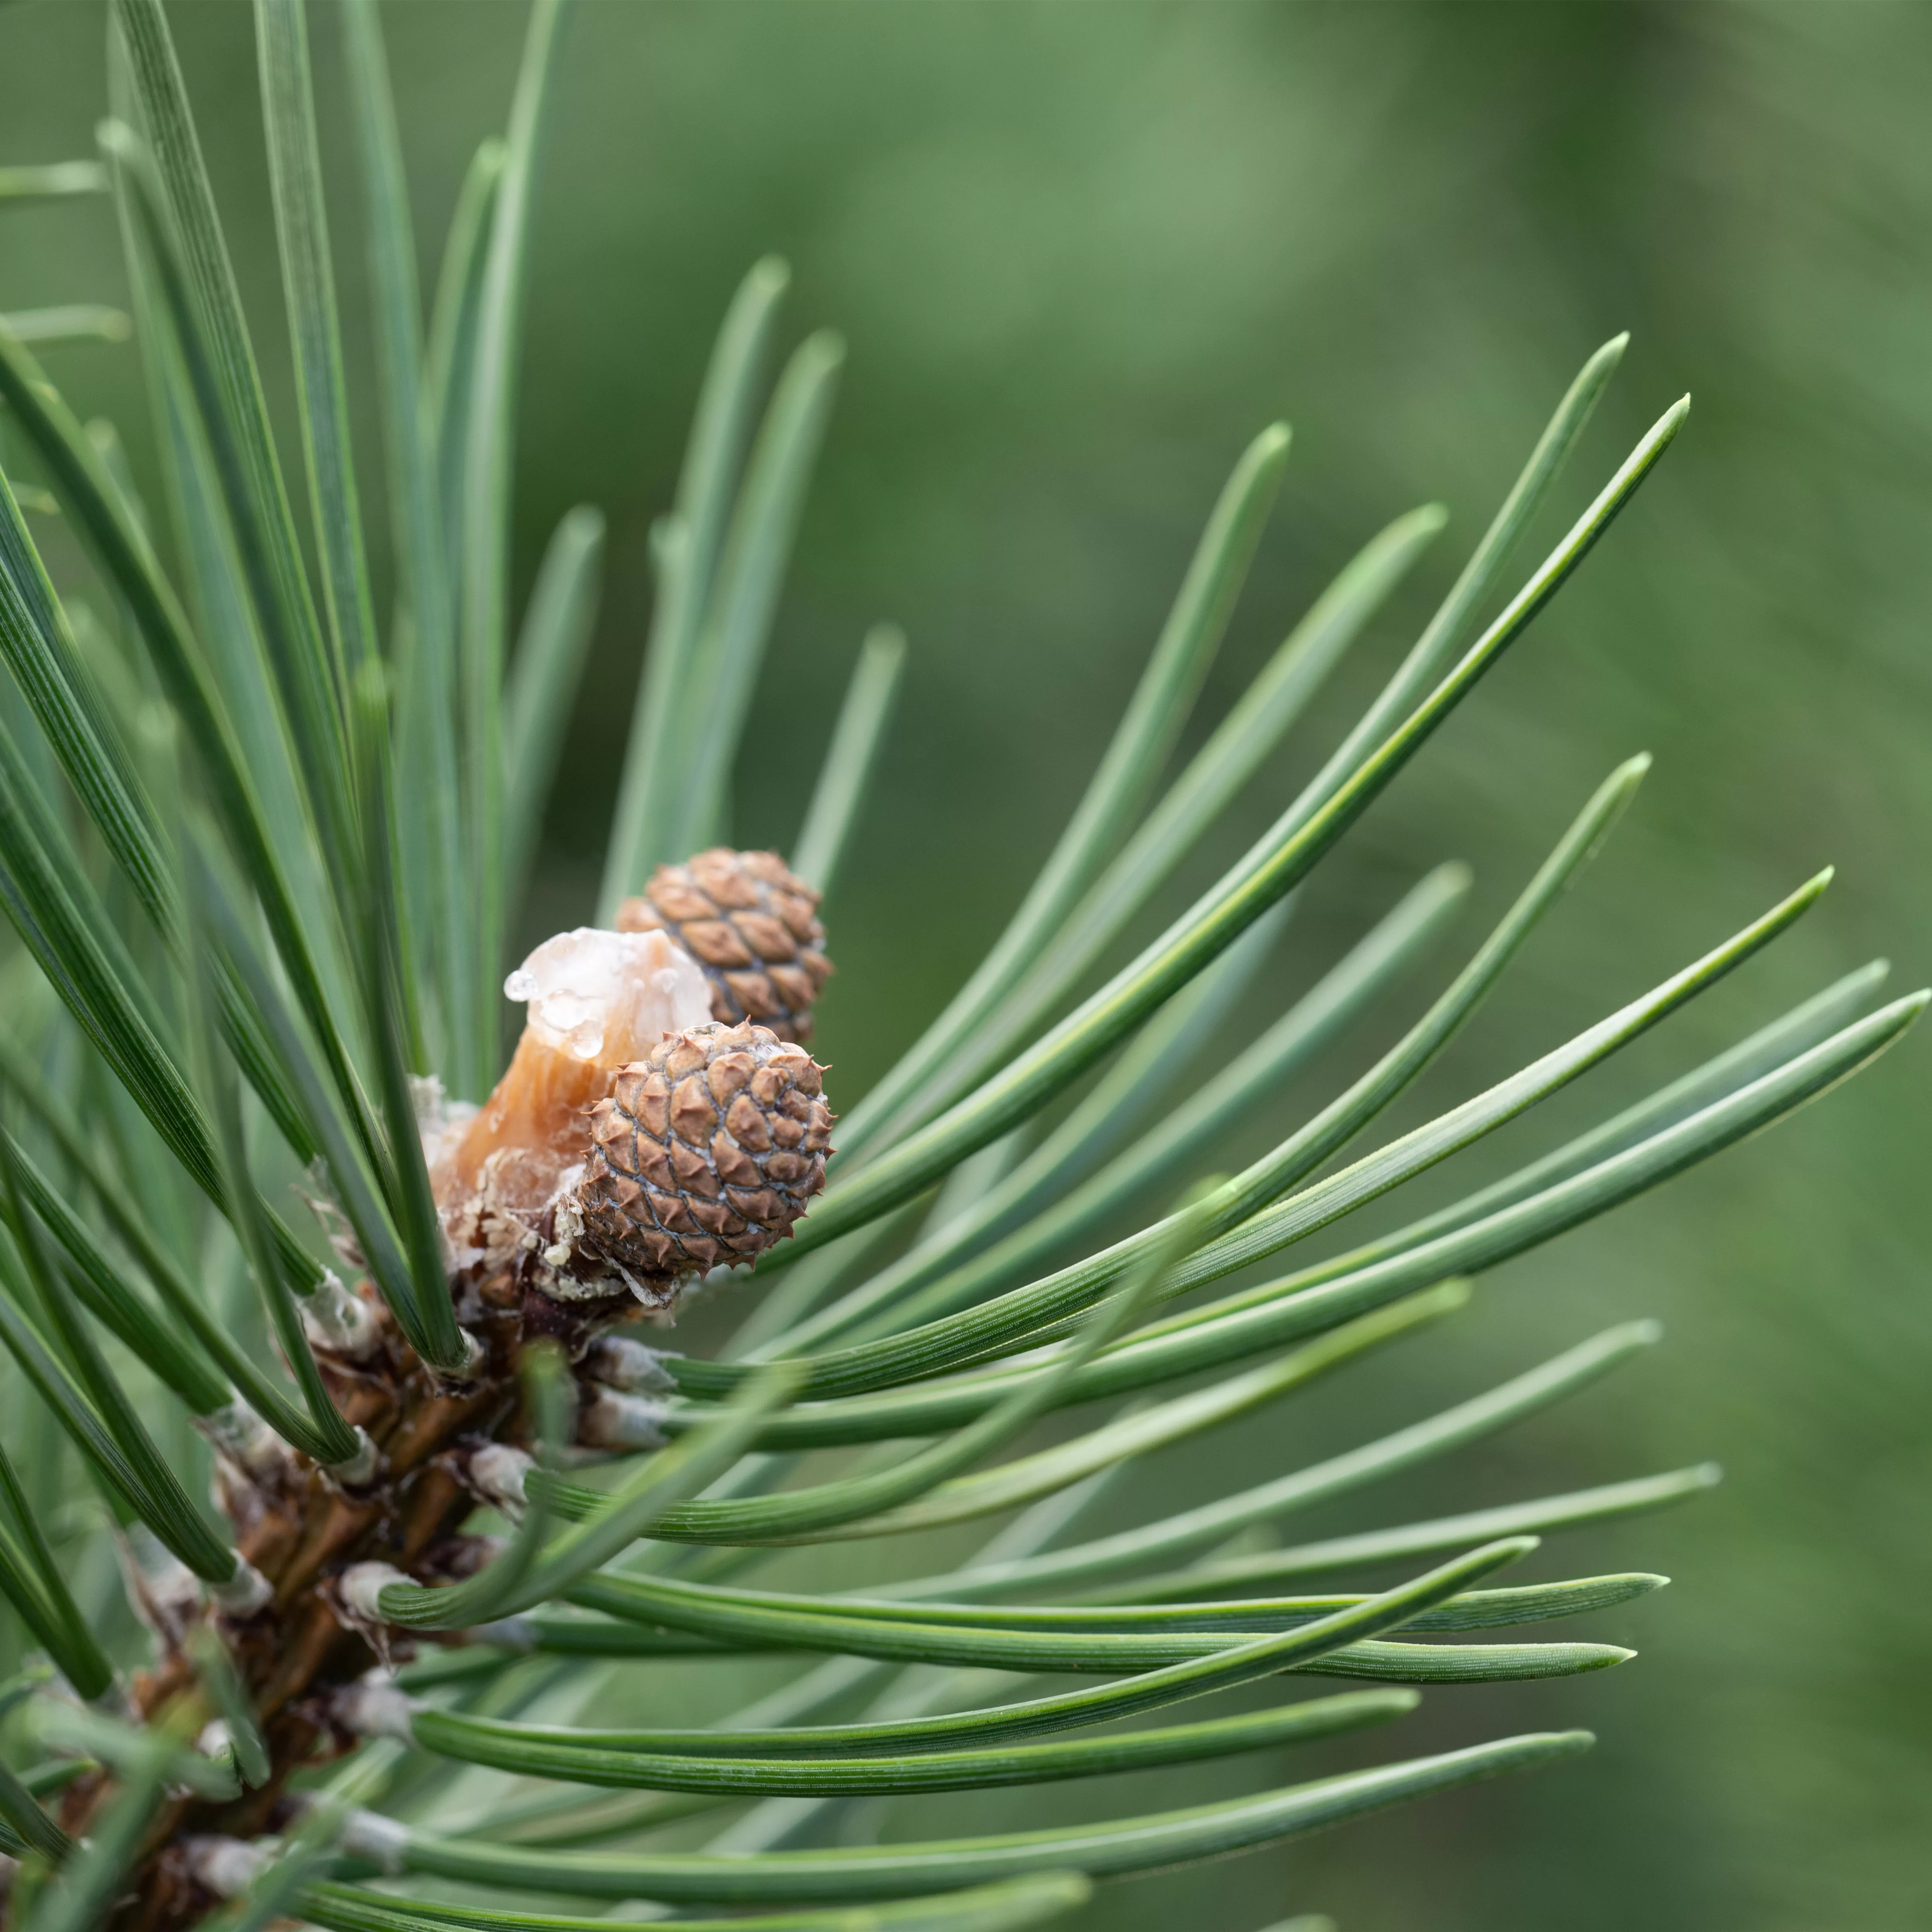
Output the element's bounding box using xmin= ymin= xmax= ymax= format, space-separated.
xmin=571 ymin=1020 xmax=833 ymax=1284
xmin=617 ymin=848 xmax=832 ymax=1043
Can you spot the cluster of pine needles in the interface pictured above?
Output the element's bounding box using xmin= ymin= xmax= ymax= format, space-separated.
xmin=0 ymin=2 xmax=1918 ymax=1929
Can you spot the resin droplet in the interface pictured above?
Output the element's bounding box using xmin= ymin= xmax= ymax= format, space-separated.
xmin=510 ymin=926 xmax=711 ymax=1063
xmin=436 ymin=927 xmax=712 ymax=1222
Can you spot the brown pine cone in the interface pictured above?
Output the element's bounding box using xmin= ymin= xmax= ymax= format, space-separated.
xmin=617 ymin=848 xmax=832 ymax=1042
xmin=570 ymin=1021 xmax=833 ymax=1284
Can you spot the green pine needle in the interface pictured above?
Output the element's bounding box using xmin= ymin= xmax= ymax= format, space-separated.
xmin=0 ymin=7 xmax=1914 ymax=1928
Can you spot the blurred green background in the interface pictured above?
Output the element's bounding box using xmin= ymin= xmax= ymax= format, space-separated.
xmin=3 ymin=2 xmax=1930 ymax=1927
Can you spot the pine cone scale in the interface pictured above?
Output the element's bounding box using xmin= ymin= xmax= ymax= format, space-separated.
xmin=684 ymin=919 xmax=755 ymax=968
xmin=735 ymin=911 xmax=797 ymax=960
xmin=725 ymin=1093 xmax=772 ymax=1148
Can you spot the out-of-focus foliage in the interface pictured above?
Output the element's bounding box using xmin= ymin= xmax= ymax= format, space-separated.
xmin=0 ymin=3 xmax=1926 ymax=1928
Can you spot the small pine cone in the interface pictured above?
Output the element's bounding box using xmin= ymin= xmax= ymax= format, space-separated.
xmin=617 ymin=848 xmax=832 ymax=1043
xmin=572 ymin=1021 xmax=833 ymax=1283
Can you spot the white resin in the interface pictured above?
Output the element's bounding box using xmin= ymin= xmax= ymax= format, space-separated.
xmin=339 ymin=1560 xmax=412 ymax=1620
xmin=323 ymin=1427 xmax=381 ymax=1489
xmin=504 ymin=926 xmax=711 ymax=1063
xmin=584 ymin=1332 xmax=678 ymax=1393
xmin=468 ymin=1442 xmax=533 ymax=1513
xmin=338 ymin=1808 xmax=410 ymax=1872
xmin=576 ymin=1386 xmax=670 ymax=1451
xmin=332 ymin=1674 xmax=420 ymax=1744
xmin=301 ymin=1270 xmax=381 ymax=1360
xmin=209 ymin=1558 xmax=274 ymax=1618
xmin=183 ymin=1835 xmax=271 ymax=1898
